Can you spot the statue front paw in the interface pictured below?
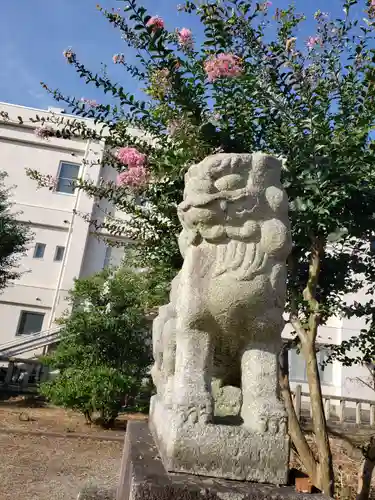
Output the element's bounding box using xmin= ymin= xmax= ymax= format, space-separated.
xmin=175 ymin=398 xmax=213 ymax=425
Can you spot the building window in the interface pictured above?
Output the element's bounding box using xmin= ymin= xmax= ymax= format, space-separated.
xmin=56 ymin=162 xmax=80 ymax=194
xmin=33 ymin=243 xmax=46 ymax=259
xmin=17 ymin=311 xmax=45 ymax=335
xmin=289 ymin=347 xmax=333 ymax=385
xmin=54 ymin=246 xmax=65 ymax=262
xmin=371 ymin=237 xmax=375 ymax=254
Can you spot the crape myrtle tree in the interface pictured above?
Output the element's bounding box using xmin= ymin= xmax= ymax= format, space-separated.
xmin=25 ymin=0 xmax=375 ymax=494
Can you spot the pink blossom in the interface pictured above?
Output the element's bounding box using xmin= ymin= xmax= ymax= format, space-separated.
xmin=306 ymin=36 xmax=321 ymax=50
xmin=259 ymin=1 xmax=272 ymax=10
xmin=204 ymin=53 xmax=243 ymax=83
xmin=116 ymin=166 xmax=149 ymax=189
xmin=116 ymin=147 xmax=146 ymax=169
xmin=372 ymin=0 xmax=375 ymax=7
xmin=146 ymin=16 xmax=164 ymax=32
xmin=177 ymin=28 xmax=193 ymax=48
xmin=80 ymin=98 xmax=98 ymax=107
xmin=113 ymin=53 xmax=125 ymax=64
xmin=34 ymin=125 xmax=54 ymax=140
xmin=63 ymin=48 xmax=75 ymax=63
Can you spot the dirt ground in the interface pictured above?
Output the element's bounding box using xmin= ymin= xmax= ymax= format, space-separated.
xmin=0 ymin=394 xmax=373 ymax=500
xmin=0 ymin=395 xmax=146 ymax=500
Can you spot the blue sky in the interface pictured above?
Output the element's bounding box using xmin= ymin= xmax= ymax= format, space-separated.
xmin=0 ymin=0 xmax=368 ymax=111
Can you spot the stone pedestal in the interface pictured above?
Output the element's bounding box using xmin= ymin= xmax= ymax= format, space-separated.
xmin=149 ymin=395 xmax=289 ymax=484
xmin=117 ymin=421 xmax=327 ymax=500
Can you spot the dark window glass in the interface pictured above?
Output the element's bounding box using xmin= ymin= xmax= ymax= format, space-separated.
xmin=33 ymin=243 xmax=46 ymax=259
xmin=17 ymin=311 xmax=45 ymax=335
xmin=54 ymin=246 xmax=65 ymax=262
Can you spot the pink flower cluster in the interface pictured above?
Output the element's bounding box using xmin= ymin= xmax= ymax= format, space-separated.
xmin=116 ymin=147 xmax=149 ymax=189
xmin=80 ymin=98 xmax=98 ymax=107
xmin=204 ymin=53 xmax=243 ymax=82
xmin=34 ymin=125 xmax=54 ymax=140
xmin=306 ymin=36 xmax=321 ymax=50
xmin=116 ymin=147 xmax=146 ymax=168
xmin=116 ymin=166 xmax=149 ymax=188
xmin=63 ymin=48 xmax=75 ymax=63
xmin=113 ymin=53 xmax=125 ymax=64
xmin=177 ymin=28 xmax=193 ymax=48
xmin=146 ymin=16 xmax=164 ymax=32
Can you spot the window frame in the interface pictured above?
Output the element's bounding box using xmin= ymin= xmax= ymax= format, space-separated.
xmin=54 ymin=245 xmax=65 ymax=262
xmin=16 ymin=310 xmax=45 ymax=336
xmin=55 ymin=161 xmax=81 ymax=195
xmin=33 ymin=243 xmax=46 ymax=259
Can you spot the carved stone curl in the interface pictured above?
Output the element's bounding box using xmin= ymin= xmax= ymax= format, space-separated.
xmin=149 ymin=153 xmax=292 ymax=485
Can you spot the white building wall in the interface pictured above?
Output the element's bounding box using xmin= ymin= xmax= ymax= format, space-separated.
xmin=0 ymin=102 xmax=127 ymax=357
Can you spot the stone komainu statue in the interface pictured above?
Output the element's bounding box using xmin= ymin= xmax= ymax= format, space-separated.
xmin=150 ymin=153 xmax=292 ymax=485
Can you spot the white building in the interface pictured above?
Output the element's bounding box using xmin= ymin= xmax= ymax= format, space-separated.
xmin=0 ymin=101 xmax=373 ymax=405
xmin=0 ymin=102 xmax=127 ymax=356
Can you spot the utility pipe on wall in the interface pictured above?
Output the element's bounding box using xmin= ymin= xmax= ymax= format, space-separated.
xmin=47 ymin=138 xmax=92 ymax=329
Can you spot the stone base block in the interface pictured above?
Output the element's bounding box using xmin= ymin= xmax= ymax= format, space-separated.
xmin=149 ymin=396 xmax=289 ymax=485
xmin=117 ymin=420 xmax=327 ymax=500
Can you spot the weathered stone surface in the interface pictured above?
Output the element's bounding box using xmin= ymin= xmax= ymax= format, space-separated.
xmin=211 ymin=379 xmax=242 ymax=418
xmin=117 ymin=421 xmax=327 ymax=500
xmin=150 ymin=396 xmax=289 ymax=484
xmin=78 ymin=485 xmax=116 ymax=500
xmin=150 ymin=153 xmax=292 ymax=484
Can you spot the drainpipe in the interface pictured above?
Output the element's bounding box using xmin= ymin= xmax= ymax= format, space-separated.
xmin=47 ymin=138 xmax=92 ymax=331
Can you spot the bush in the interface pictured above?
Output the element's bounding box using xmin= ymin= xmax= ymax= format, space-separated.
xmin=39 ymin=265 xmax=168 ymax=426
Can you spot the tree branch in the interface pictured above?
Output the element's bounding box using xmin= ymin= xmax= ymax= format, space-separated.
xmin=279 ymin=345 xmax=318 ymax=481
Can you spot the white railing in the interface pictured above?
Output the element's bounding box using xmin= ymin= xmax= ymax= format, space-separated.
xmin=0 ymin=327 xmax=61 ymax=357
xmin=292 ymin=384 xmax=375 ymax=426
xmin=0 ymin=355 xmax=48 ymax=392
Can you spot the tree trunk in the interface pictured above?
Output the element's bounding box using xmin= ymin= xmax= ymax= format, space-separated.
xmin=279 ymin=347 xmax=318 ymax=482
xmin=304 ymin=342 xmax=334 ymax=496
xmin=83 ymin=410 xmax=92 ymax=424
xmin=357 ymin=438 xmax=375 ymax=500
xmin=357 ymin=457 xmax=375 ymax=500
